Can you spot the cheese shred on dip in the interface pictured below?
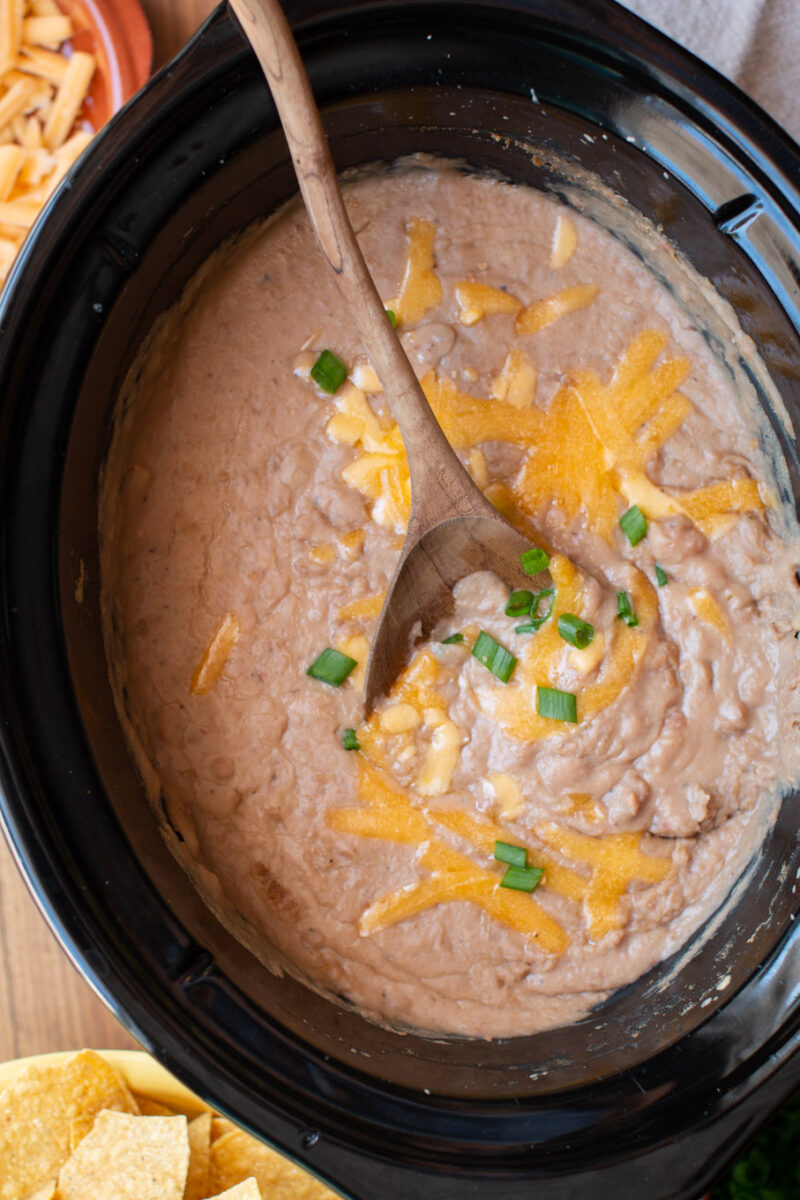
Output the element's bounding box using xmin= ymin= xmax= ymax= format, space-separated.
xmin=100 ymin=164 xmax=800 ymax=1038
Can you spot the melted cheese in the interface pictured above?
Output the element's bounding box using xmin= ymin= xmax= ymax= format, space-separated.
xmin=689 ymin=587 xmax=730 ymax=639
xmin=516 ymin=283 xmax=598 ymax=334
xmin=455 ymin=280 xmax=522 ymax=326
xmin=386 ymin=217 xmax=442 ymax=325
xmin=190 ymin=612 xmax=240 ymax=696
xmin=491 ymin=348 xmax=538 ymax=409
xmin=415 ymin=707 xmax=462 ymax=797
xmin=550 ymin=214 xmax=578 ymax=269
xmin=338 ymin=592 xmax=385 ymax=621
xmin=329 ymin=761 xmax=673 ymax=947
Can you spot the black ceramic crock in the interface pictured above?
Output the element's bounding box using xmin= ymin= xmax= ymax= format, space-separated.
xmin=0 ymin=1 xmax=799 ymax=1196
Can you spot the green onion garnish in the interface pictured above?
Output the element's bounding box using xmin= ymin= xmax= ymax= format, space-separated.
xmin=494 ymin=840 xmax=527 ymax=868
xmin=472 ymin=631 xmax=517 ymax=682
xmin=505 ymin=589 xmax=534 ymax=618
xmin=520 ymin=546 xmax=550 ymax=575
xmin=619 ymin=504 xmax=648 ymax=546
xmin=386 ymin=309 xmax=397 ymax=328
xmin=441 ymin=632 xmax=465 ymax=644
xmin=307 ymin=647 xmax=357 ymax=686
xmin=342 ymin=728 xmax=360 ymax=751
xmin=616 ymin=590 xmax=638 ymax=627
xmin=537 ymin=685 xmax=578 ymax=723
xmin=515 ymin=587 xmax=556 ymax=634
xmin=500 ymin=864 xmax=545 ymax=893
xmin=655 ymin=564 xmax=668 ymax=587
xmin=310 ymin=349 xmax=347 ymax=394
xmin=557 ymin=613 xmax=595 ymax=649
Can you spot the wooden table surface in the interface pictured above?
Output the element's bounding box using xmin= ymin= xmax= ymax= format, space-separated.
xmin=0 ymin=0 xmax=217 ymax=1065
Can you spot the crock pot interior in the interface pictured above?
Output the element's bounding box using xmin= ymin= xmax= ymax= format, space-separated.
xmin=1 ymin=1 xmax=799 ymax=1195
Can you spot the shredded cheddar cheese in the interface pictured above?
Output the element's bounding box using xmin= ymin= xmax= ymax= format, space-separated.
xmin=329 ymin=761 xmax=672 ymax=948
xmin=386 ymin=217 xmax=442 ymax=326
xmin=454 ymin=280 xmax=522 ymax=326
xmin=689 ymin=587 xmax=730 ymax=639
xmin=491 ymin=348 xmax=538 ymax=409
xmin=415 ymin=707 xmax=462 ymax=797
xmin=516 ymin=283 xmax=598 ymax=334
xmin=489 ymin=773 xmax=524 ymax=820
xmin=338 ymin=592 xmax=385 ymax=621
xmin=190 ymin=612 xmax=240 ymax=696
xmin=550 ymin=213 xmax=578 ymax=269
xmin=335 ymin=634 xmax=368 ymax=688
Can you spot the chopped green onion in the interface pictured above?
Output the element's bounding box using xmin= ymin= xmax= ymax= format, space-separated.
xmin=494 ymin=840 xmax=527 ymax=868
xmin=655 ymin=564 xmax=668 ymax=587
xmin=385 ymin=309 xmax=397 ymax=328
xmin=616 ymin=590 xmax=639 ymax=627
xmin=537 ymin=685 xmax=578 ymax=723
xmin=505 ymin=589 xmax=534 ymax=618
xmin=619 ymin=504 xmax=648 ymax=546
xmin=342 ymin=728 xmax=360 ymax=751
xmin=307 ymin=647 xmax=357 ymax=686
xmin=310 ymin=349 xmax=347 ymax=394
xmin=520 ymin=546 xmax=551 ymax=575
xmin=500 ymin=864 xmax=545 ymax=893
xmin=513 ymin=587 xmax=557 ymax=635
xmin=441 ymin=632 xmax=465 ymax=645
xmin=472 ymin=631 xmax=517 ymax=682
xmin=558 ymin=613 xmax=595 ymax=649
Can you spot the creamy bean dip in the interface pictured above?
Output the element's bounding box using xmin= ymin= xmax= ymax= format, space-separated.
xmin=100 ymin=164 xmax=800 ymax=1038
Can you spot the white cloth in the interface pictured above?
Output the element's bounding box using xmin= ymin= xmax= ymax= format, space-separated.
xmin=620 ymin=0 xmax=800 ymax=143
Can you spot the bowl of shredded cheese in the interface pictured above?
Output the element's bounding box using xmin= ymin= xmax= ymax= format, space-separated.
xmin=0 ymin=0 xmax=150 ymax=288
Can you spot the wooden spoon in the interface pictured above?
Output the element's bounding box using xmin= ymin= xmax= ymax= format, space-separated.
xmin=229 ymin=0 xmax=552 ymax=710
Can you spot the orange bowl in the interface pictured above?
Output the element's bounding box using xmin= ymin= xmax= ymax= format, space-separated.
xmin=57 ymin=0 xmax=152 ymax=127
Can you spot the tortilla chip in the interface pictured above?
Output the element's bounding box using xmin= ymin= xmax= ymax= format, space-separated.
xmin=27 ymin=1185 xmax=57 ymax=1200
xmin=211 ymin=1117 xmax=238 ymax=1142
xmin=133 ymin=1092 xmax=180 ymax=1117
xmin=57 ymin=1111 xmax=189 ymax=1200
xmin=209 ymin=1129 xmax=338 ymax=1200
xmin=184 ymin=1110 xmax=212 ymax=1200
xmin=0 ymin=1050 xmax=139 ymax=1200
xmin=206 ymin=1182 xmax=261 ymax=1200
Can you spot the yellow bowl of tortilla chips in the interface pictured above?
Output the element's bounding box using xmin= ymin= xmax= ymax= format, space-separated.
xmin=0 ymin=1048 xmax=339 ymax=1200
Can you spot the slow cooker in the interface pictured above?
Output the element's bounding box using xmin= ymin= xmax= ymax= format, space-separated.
xmin=0 ymin=1 xmax=799 ymax=1196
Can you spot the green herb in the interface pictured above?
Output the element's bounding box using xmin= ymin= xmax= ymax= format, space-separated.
xmin=441 ymin=632 xmax=465 ymax=645
xmin=619 ymin=504 xmax=648 ymax=546
xmin=557 ymin=613 xmax=595 ymax=649
xmin=472 ymin=631 xmax=517 ymax=682
xmin=520 ymin=546 xmax=550 ymax=575
xmin=712 ymin=1092 xmax=800 ymax=1199
xmin=616 ymin=590 xmax=639 ymax=628
xmin=306 ymin=647 xmax=357 ymax=686
xmin=537 ymin=685 xmax=578 ymax=723
xmin=310 ymin=349 xmax=347 ymax=393
xmin=505 ymin=589 xmax=534 ymax=618
xmin=500 ymin=864 xmax=545 ymax=893
xmin=494 ymin=840 xmax=527 ymax=868
xmin=385 ymin=309 xmax=397 ymax=328
xmin=342 ymin=728 xmax=360 ymax=751
xmin=655 ymin=564 xmax=668 ymax=587
xmin=515 ymin=587 xmax=556 ymax=634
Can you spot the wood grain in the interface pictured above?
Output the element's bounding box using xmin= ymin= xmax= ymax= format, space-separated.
xmin=140 ymin=0 xmax=216 ymax=67
xmin=0 ymin=0 xmax=213 ymax=1065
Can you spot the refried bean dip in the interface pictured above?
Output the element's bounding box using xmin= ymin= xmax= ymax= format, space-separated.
xmin=100 ymin=164 xmax=800 ymax=1038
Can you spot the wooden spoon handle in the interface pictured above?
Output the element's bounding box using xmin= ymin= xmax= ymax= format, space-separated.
xmin=228 ymin=0 xmax=491 ymax=527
